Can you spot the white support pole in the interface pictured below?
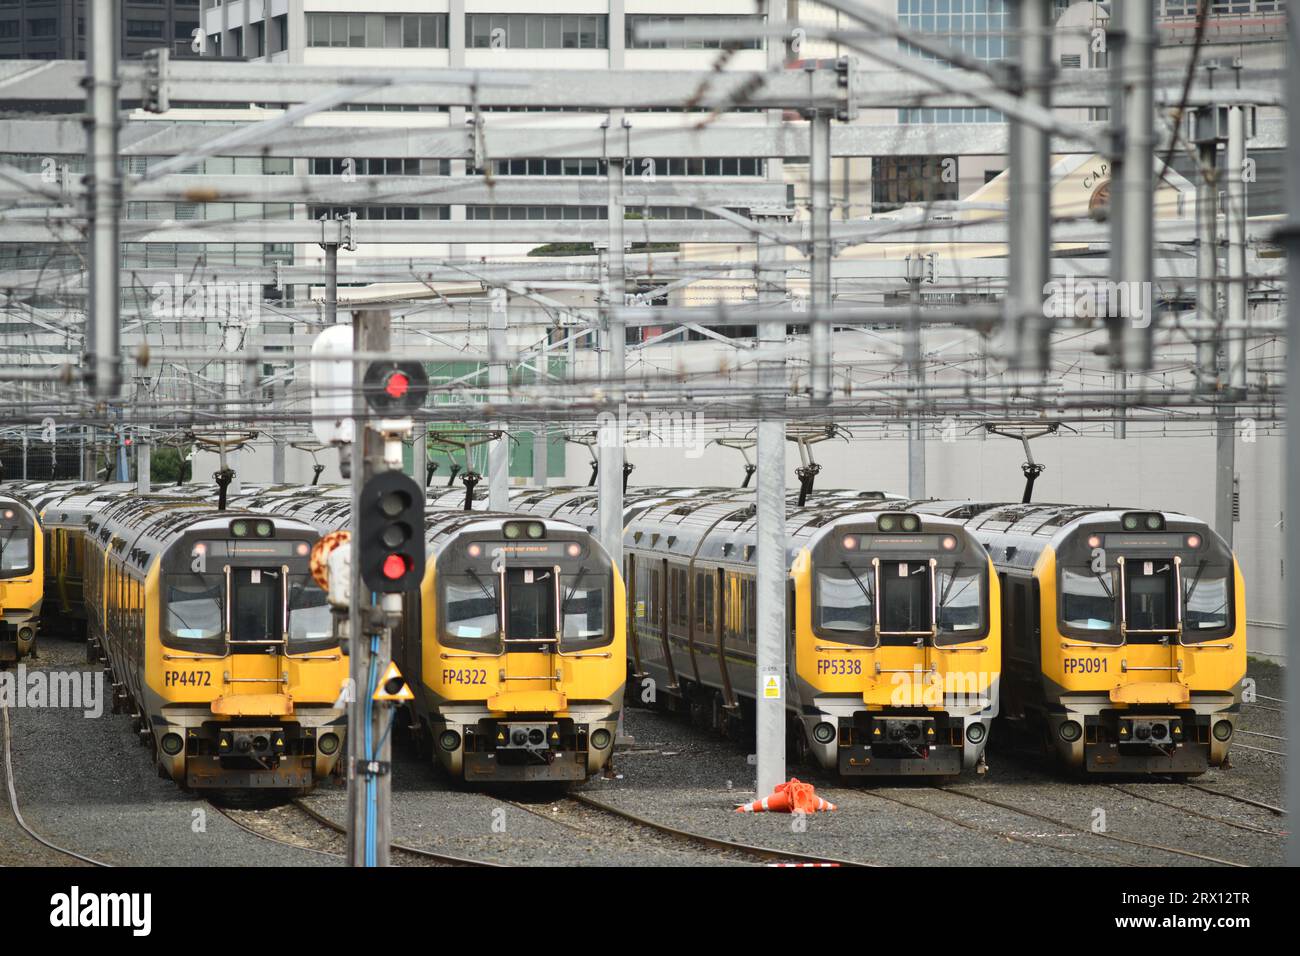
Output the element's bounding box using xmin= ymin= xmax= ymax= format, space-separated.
xmin=1225 ymin=105 xmax=1249 ymax=399
xmin=87 ymin=0 xmax=121 ymax=400
xmin=533 ymin=425 xmax=549 ymax=488
xmin=1110 ymin=0 xmax=1155 ymax=371
xmin=1010 ymin=0 xmax=1052 ymax=372
xmin=808 ymin=109 xmax=833 ymax=404
xmin=755 ymin=225 xmax=787 ymax=798
xmin=1283 ymin=1 xmax=1300 ymax=867
xmin=598 ymin=148 xmax=627 ymax=571
xmin=905 ymin=271 xmax=926 ymax=498
xmin=487 ymin=297 xmax=510 ymax=511
xmin=1214 ymin=411 xmax=1235 ymax=549
xmin=136 ymin=440 xmax=151 ymax=494
xmin=1196 ymin=128 xmax=1220 ymax=390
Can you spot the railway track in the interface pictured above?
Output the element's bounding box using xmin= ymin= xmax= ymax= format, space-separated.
xmin=212 ymin=799 xmax=505 ymax=866
xmin=291 ymin=799 xmax=505 ymax=867
xmin=545 ymin=792 xmax=871 ymax=867
xmin=2 ymin=705 xmax=111 ymax=867
xmin=943 ymin=786 xmax=1249 ymax=867
xmin=831 ymin=785 xmax=1138 ymax=866
xmin=1106 ymin=784 xmax=1285 ymax=837
xmin=1185 ymin=784 xmax=1287 ymax=817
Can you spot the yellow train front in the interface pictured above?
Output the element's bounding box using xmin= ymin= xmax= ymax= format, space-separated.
xmin=408 ymin=514 xmax=626 ymax=783
xmin=85 ymin=499 xmax=348 ymax=790
xmin=254 ymin=491 xmax=628 ymax=785
xmin=626 ymin=498 xmax=1001 ymax=777
xmin=0 ymin=492 xmax=44 ymax=662
xmin=950 ymin=503 xmax=1245 ymax=774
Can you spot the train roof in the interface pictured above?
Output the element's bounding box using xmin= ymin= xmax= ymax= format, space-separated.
xmin=624 ymin=495 xmax=975 ymax=566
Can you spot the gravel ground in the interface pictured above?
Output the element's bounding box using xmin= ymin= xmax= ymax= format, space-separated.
xmin=1 ymin=634 xmax=332 ymax=867
xmin=299 ymin=741 xmax=742 ymax=866
xmin=3 ymin=634 xmax=1288 ymax=867
xmin=585 ymin=657 xmax=1287 ymax=867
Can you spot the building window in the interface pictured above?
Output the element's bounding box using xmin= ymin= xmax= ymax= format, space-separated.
xmin=896 ymin=0 xmax=1008 ymax=123
xmin=126 ymin=20 xmax=164 ymax=40
xmin=872 ymin=155 xmax=959 ymax=212
xmin=27 ymin=18 xmax=57 ymax=37
xmin=466 ymin=205 xmax=608 ymax=221
xmin=309 ymin=205 xmax=450 ymax=221
xmin=0 ymin=21 xmax=18 ymax=39
xmin=309 ymin=157 xmax=449 ymax=176
xmin=270 ymin=14 xmax=287 ymax=54
xmin=466 ymin=14 xmax=607 ymax=49
xmin=305 ymin=13 xmax=447 ymax=49
xmin=625 ymin=14 xmax=764 ymax=50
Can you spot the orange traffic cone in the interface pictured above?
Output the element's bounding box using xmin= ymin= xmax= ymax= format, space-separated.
xmin=735 ymin=777 xmax=837 ymax=813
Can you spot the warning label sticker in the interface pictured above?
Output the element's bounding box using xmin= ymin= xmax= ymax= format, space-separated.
xmin=763 ymin=675 xmax=781 ymax=700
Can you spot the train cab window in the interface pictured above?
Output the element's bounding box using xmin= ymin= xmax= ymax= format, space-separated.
xmin=936 ymin=564 xmax=983 ymax=640
xmin=1060 ymin=566 xmax=1117 ymax=633
xmin=1182 ymin=562 xmax=1231 ymax=636
xmin=0 ymin=510 xmax=33 ymax=574
xmin=506 ymin=567 xmax=555 ymax=642
xmin=561 ymin=569 xmax=607 ymax=647
xmin=443 ymin=572 xmax=500 ymax=641
xmin=164 ymin=571 xmax=225 ymax=651
xmin=231 ymin=568 xmax=282 ymax=646
xmin=880 ymin=560 xmax=931 ymax=634
xmin=1125 ymin=561 xmax=1176 ymax=633
xmin=815 ymin=567 xmax=873 ymax=637
xmin=288 ymin=581 xmax=333 ymax=651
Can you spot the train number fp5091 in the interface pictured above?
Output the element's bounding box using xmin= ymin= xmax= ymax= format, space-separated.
xmin=1064 ymin=657 xmax=1108 ymax=674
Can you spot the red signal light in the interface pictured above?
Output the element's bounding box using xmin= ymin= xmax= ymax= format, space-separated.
xmin=384 ymin=371 xmax=410 ymax=400
xmin=382 ymin=554 xmax=408 ymax=580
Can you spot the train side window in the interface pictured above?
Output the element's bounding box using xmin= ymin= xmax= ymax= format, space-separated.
xmin=748 ymin=576 xmax=756 ymax=641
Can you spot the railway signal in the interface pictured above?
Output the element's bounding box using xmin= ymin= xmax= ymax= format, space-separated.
xmin=356 ymin=470 xmax=425 ymax=592
xmin=363 ymin=361 xmax=429 ymax=415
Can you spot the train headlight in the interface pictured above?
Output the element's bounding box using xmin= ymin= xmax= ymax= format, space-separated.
xmin=941 ymin=535 xmax=957 ymax=551
xmin=232 ymin=520 xmax=249 ymax=537
xmin=900 ymin=515 xmax=920 ymax=532
xmin=318 ymin=732 xmax=341 ymax=755
xmin=1212 ymin=720 xmax=1233 ymax=742
xmin=1145 ymin=514 xmax=1162 ymax=530
xmin=1185 ymin=534 xmax=1202 ymax=549
xmin=438 ymin=730 xmax=462 ymax=752
xmin=255 ymin=520 xmax=273 ymax=537
xmin=811 ymin=722 xmax=837 ymax=745
xmin=1087 ymin=534 xmax=1102 ymax=549
xmin=467 ymin=543 xmax=482 ymax=558
xmin=1058 ymin=720 xmax=1083 ymax=743
xmin=526 ymin=522 xmax=544 ymax=539
xmin=1122 ymin=515 xmax=1140 ymax=531
xmin=878 ymin=515 xmax=897 ymax=531
xmin=590 ymin=728 xmax=612 ymax=749
xmin=160 ymin=733 xmax=184 ymax=756
xmin=566 ymin=542 xmax=582 ymax=558
xmin=966 ymin=722 xmax=986 ymax=744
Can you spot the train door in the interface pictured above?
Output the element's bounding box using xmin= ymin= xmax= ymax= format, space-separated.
xmin=498 ymin=563 xmax=563 ymax=696
xmin=626 ymin=553 xmax=643 ymax=676
xmin=225 ymin=564 xmax=288 ymax=697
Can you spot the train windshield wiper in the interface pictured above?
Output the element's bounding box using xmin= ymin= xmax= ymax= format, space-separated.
xmin=564 ymin=566 xmax=588 ymax=605
xmin=465 ymin=567 xmax=495 ymax=602
xmin=841 ymin=561 xmax=873 ymax=604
